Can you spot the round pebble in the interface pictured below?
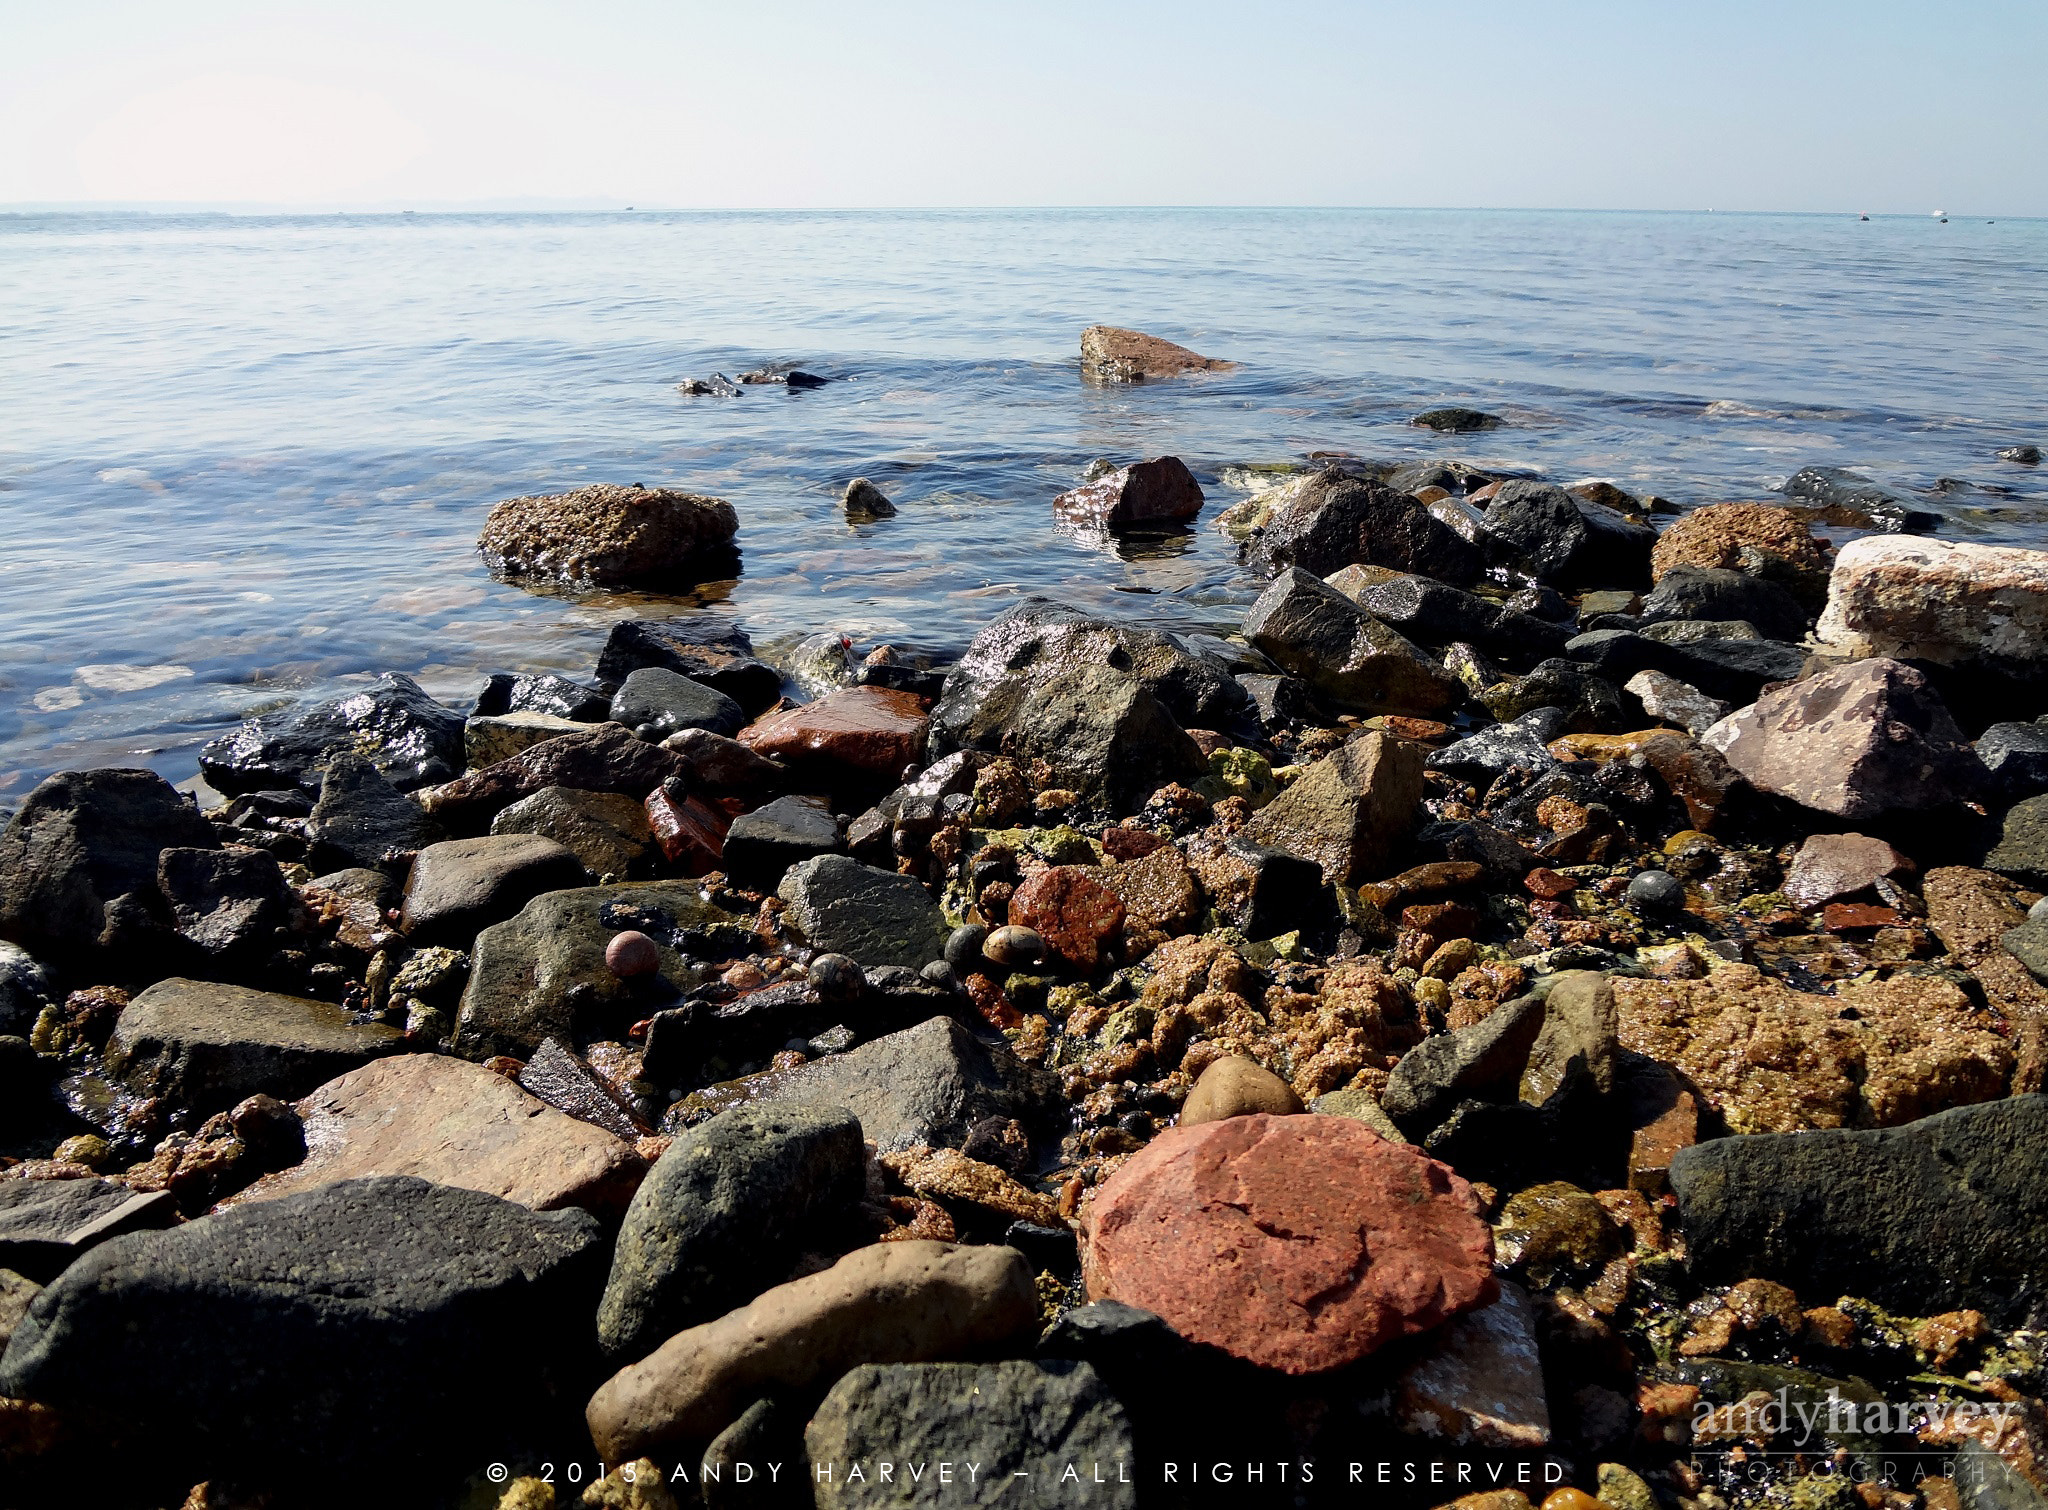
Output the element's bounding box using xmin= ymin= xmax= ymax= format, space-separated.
xmin=634 ymin=723 xmax=661 ymax=742
xmin=944 ymin=923 xmax=988 ymax=973
xmin=52 ymin=1133 xmax=110 ymax=1170
xmin=983 ymin=924 xmax=1046 ymax=968
xmin=920 ymin=958 xmax=957 ymax=989
xmin=1626 ymin=869 xmax=1687 ymax=913
xmin=1541 ymin=1491 xmax=1606 ymax=1510
xmin=606 ymin=930 xmax=661 ymax=979
xmin=808 ymin=952 xmax=866 ymax=1002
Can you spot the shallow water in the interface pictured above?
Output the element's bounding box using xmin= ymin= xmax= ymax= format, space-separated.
xmin=2 ymin=207 xmax=2044 ymax=798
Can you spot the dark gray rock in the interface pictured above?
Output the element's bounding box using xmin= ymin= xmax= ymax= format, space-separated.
xmin=1979 ymin=722 xmax=2048 ymax=800
xmin=1780 ymin=466 xmax=1940 ymax=533
xmin=0 ymin=1179 xmax=177 ymax=1282
xmin=472 ymin=671 xmax=610 ymax=724
xmin=1426 ymin=709 xmax=1568 ymax=783
xmin=1954 ymin=1438 xmax=2048 ymax=1510
xmin=424 ymin=723 xmax=692 ymax=833
xmin=1987 ymin=795 xmax=2048 ymax=888
xmin=156 ymin=844 xmax=299 ymax=962
xmin=1243 ymin=468 xmax=1482 ymax=586
xmin=1335 ymin=571 xmax=1573 ymax=665
xmin=609 ymin=666 xmax=746 ymax=739
xmin=1672 ymin=1094 xmax=2048 ymax=1322
xmin=198 ymin=673 xmax=465 ymax=796
xmin=1411 ymin=406 xmax=1503 ymax=433
xmin=1640 ymin=564 xmax=1808 ymax=642
xmin=2002 ymin=917 xmax=2048 ymax=986
xmin=1477 ymin=480 xmax=1655 ymax=590
xmin=703 ymin=1399 xmax=800 ymax=1509
xmin=1002 ymin=664 xmax=1208 ymax=813
xmin=0 ymin=942 xmax=53 ymax=1035
xmin=0 ymin=1176 xmax=604 ymax=1478
xmin=1243 ymin=568 xmax=1463 ymax=717
xmin=595 ymin=618 xmax=783 ymax=716
xmin=660 ymin=727 xmax=790 ymax=794
xmin=724 ymin=795 xmax=842 ymax=892
xmin=1572 ymin=626 xmax=1804 ymax=706
xmin=844 ymin=477 xmax=897 ymax=519
xmin=1381 ymin=993 xmax=1546 ymax=1138
xmin=597 ymin=1104 xmax=866 ymax=1362
xmin=398 ymin=834 xmax=589 ymax=947
xmin=305 ymin=754 xmax=447 ymax=874
xmin=805 ymin=1360 xmax=1136 ymax=1509
xmin=0 ymin=1035 xmax=43 ymax=1130
xmin=1190 ymin=836 xmax=1333 ymax=941
xmin=1626 ymin=869 xmax=1686 ymax=913
xmin=1505 ymin=585 xmax=1575 ymax=623
xmin=1999 ymin=445 xmax=2043 ymax=467
xmin=490 ymin=785 xmax=661 ymax=880
xmin=1236 ymin=672 xmax=1312 ymax=729
xmin=778 ymin=855 xmax=946 ymax=969
xmin=1477 ymin=659 xmax=1625 ymax=732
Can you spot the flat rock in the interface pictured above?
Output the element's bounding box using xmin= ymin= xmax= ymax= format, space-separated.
xmin=424 ymin=723 xmax=693 ymax=832
xmin=722 ymin=794 xmax=842 ymax=892
xmin=0 ymin=1179 xmax=177 ymax=1282
xmin=107 ymin=977 xmax=403 ymax=1116
xmin=0 ymin=1176 xmax=604 ymax=1477
xmin=1427 ymin=709 xmax=1567 ymax=783
xmin=1393 ymin=1281 xmax=1550 ymax=1448
xmin=1672 ymin=1094 xmax=2048 ymax=1322
xmin=516 ymin=1036 xmax=647 ymax=1139
xmin=398 ymin=833 xmax=587 ymax=947
xmin=595 ymin=618 xmax=784 ymax=716
xmin=199 ymin=672 xmax=465 ymax=796
xmin=1242 ymin=731 xmax=1425 ymax=884
xmin=1244 ymin=568 xmax=1463 ymax=718
xmin=1782 ymin=832 xmax=1913 ymax=909
xmin=778 ymin=854 xmax=947 ymax=969
xmin=464 ymin=710 xmax=589 ymax=771
xmin=609 ymin=667 xmax=745 ymax=740
xmin=478 ymin=484 xmax=739 ymax=588
xmin=1080 ymin=325 xmax=1232 ymax=382
xmin=740 ymin=686 xmax=930 ymax=783
xmin=306 ymin=754 xmax=447 ymax=873
xmin=1244 ymin=469 xmax=1482 ymax=586
xmin=490 ymin=785 xmax=661 ymax=880
xmin=1081 ymin=1114 xmax=1496 ymax=1374
xmin=597 ymin=1104 xmax=867 ymax=1362
xmin=230 ymin=1054 xmax=643 ymax=1216
xmin=587 ymin=1240 xmax=1037 ymax=1459
xmin=1817 ymin=536 xmax=2048 ymax=675
xmin=1053 ymin=456 xmax=1204 ymax=530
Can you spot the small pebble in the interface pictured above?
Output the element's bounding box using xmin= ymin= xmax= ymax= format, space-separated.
xmin=606 ymin=930 xmax=661 ymax=979
xmin=984 ymin=924 xmax=1045 ymax=968
xmin=52 ymin=1133 xmax=110 ymax=1170
xmin=809 ymin=952 xmax=866 ymax=1002
xmin=944 ymin=923 xmax=989 ymax=973
xmin=1627 ymin=869 xmax=1687 ymax=913
xmin=1541 ymin=1491 xmax=1605 ymax=1510
xmin=920 ymin=958 xmax=957 ymax=989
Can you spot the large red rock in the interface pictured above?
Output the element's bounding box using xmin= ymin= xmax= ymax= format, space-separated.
xmin=1053 ymin=457 xmax=1204 ymax=531
xmin=1007 ymin=865 xmax=1125 ymax=973
xmin=1082 ymin=1114 xmax=1496 ymax=1374
xmin=738 ymin=686 xmax=930 ymax=781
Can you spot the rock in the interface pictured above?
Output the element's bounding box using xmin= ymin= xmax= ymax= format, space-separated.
xmin=0 ymin=1176 xmax=604 ymax=1477
xmin=1672 ymin=1094 xmax=2048 ymax=1322
xmin=1649 ymin=502 xmax=1832 ymax=598
xmin=464 ymin=711 xmax=590 ymax=771
xmin=1005 ymin=867 xmax=1124 ymax=974
xmin=1817 ymin=536 xmax=2048 ymax=681
xmin=609 ymin=670 xmax=745 ymax=742
xmin=1079 ymin=325 xmax=1232 ymax=382
xmin=673 ymin=1017 xmax=1059 ymax=1155
xmin=0 ymin=1268 xmax=37 ymax=1355
xmin=1181 ymin=1055 xmax=1303 ymax=1124
xmin=1781 ymin=465 xmax=1939 ymax=533
xmin=1310 ymin=1084 xmax=1408 ymax=1142
xmin=1053 ymin=456 xmax=1204 ymax=530
xmin=454 ymin=879 xmax=750 ymax=1060
xmin=810 ymin=952 xmax=867 ymax=1001
xmin=598 ymin=1105 xmax=867 ymax=1363
xmin=1393 ymin=1281 xmax=1550 ymax=1448
xmin=156 ymin=844 xmax=298 ymax=960
xmin=1237 ymin=671 xmax=1312 ymax=728
xmin=1382 ymin=995 xmax=1547 ymax=1138
xmin=491 ymin=786 xmax=660 ymax=880
xmin=586 ymin=1240 xmax=1037 ymax=1459
xmin=1185 ymin=836 xmax=1327 ymax=940
xmin=472 ymin=670 xmax=611 ymax=723
xmin=1241 ymin=731 xmax=1426 ymax=884
xmin=1427 ymin=709 xmax=1567 ymax=783
xmin=1638 ymin=616 xmax=1762 ymax=644
xmin=0 ymin=1179 xmax=177 ymax=1282
xmin=1702 ymin=658 xmax=1987 ymax=819
xmin=231 ymin=1055 xmax=642 ymax=1215
xmin=425 ymin=724 xmax=692 ymax=832
xmin=1979 ymin=723 xmax=2048 ymax=800
xmin=659 ymin=727 xmax=788 ymax=794
xmin=1921 ymin=869 xmax=2048 ymax=1064
xmin=1243 ymin=569 xmax=1463 ymax=718
xmin=478 ymin=484 xmax=739 ymax=588
xmin=721 ymin=795 xmax=841 ymax=892
xmin=1244 ymin=470 xmax=1483 ymax=586
xmin=596 ymin=619 xmax=783 ymax=716
xmin=1103 ymin=843 xmax=1203 ymax=945
xmin=2004 ymin=917 xmax=2048 ymax=985
xmin=1625 ymin=870 xmax=1684 ymax=913
xmin=1613 ymin=965 xmax=2012 ymax=1133
xmin=1081 ymin=1114 xmax=1495 ymax=1374
xmin=645 ymin=785 xmax=731 ymax=873
xmin=1987 ymin=796 xmax=2048 ymax=887
xmin=0 ymin=767 xmax=220 ymax=970
xmin=1562 ymin=627 xmax=1807 ymax=706
xmin=739 ymin=686 xmax=930 ymax=785
xmin=1412 ymin=407 xmax=1503 ymax=433
xmin=1638 ymin=564 xmax=1808 ymax=641
xmin=843 ymin=478 xmax=896 ymax=519
xmin=1623 ymin=670 xmax=1730 ymax=737
xmin=805 ymin=1360 xmax=1136 ymax=1508
xmin=0 ymin=943 xmax=52 ymax=1035
xmin=777 ymin=855 xmax=946 ymax=969
xmin=983 ymin=925 xmax=1046 ymax=968
xmin=398 ymin=834 xmax=588 ymax=947
xmin=2000 ymin=445 xmax=2043 ymax=466
xmin=1476 ymin=480 xmax=1655 ymax=590
xmin=106 ymin=977 xmax=402 ymax=1116
xmin=1520 ymin=971 xmax=1617 ymax=1106
xmin=1782 ymin=832 xmax=1913 ymax=909
xmin=305 ymin=754 xmax=447 ymax=873
xmin=514 ymin=1036 xmax=646 ymax=1140
xmin=1330 ymin=570 xmax=1573 ymax=664
xmin=199 ymin=673 xmax=465 ymax=796
xmin=878 ymin=1146 xmax=1060 ymax=1227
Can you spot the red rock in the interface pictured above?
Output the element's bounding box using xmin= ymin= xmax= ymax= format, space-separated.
xmin=606 ymin=930 xmax=661 ymax=979
xmin=1821 ymin=901 xmax=1906 ymax=932
xmin=737 ymin=686 xmax=930 ymax=781
xmin=1783 ymin=832 xmax=1914 ymax=910
xmin=1628 ymin=1090 xmax=1698 ymax=1196
xmin=1101 ymin=825 xmax=1164 ymax=862
xmin=1053 ymin=457 xmax=1204 ymax=531
xmin=645 ymin=788 xmax=729 ymax=872
xmin=1007 ymin=866 xmax=1125 ymax=973
xmin=1523 ymin=868 xmax=1577 ymax=900
xmin=1082 ymin=1114 xmax=1497 ymax=1374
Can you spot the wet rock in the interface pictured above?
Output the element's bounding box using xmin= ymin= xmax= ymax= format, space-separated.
xmin=1242 ymin=731 xmax=1426 ymax=884
xmin=1082 ymin=1114 xmax=1496 ymax=1374
xmin=609 ymin=668 xmax=746 ymax=740
xmin=1703 ymin=657 xmax=1987 ymax=818
xmin=1244 ymin=469 xmax=1483 ymax=586
xmin=1476 ymin=480 xmax=1655 ymax=590
xmin=1638 ymin=617 xmax=1761 ymax=644
xmin=1427 ymin=709 xmax=1567 ymax=783
xmin=1623 ymin=670 xmax=1729 ymax=737
xmin=722 ymin=795 xmax=842 ymax=892
xmin=1104 ymin=843 xmax=1203 ymax=946
xmin=472 ymin=670 xmax=611 ymax=724
xmin=453 ymin=879 xmax=750 ymax=1060
xmin=659 ymin=727 xmax=788 ymax=794
xmin=1625 ymin=869 xmax=1684 ymax=913
xmin=1478 ymin=659 xmax=1626 ymax=732
xmin=1331 ymin=569 xmax=1574 ymax=664
xmin=1781 ymin=465 xmax=1940 ymax=533
xmin=1243 ymin=568 xmax=1463 ymax=717
xmin=1393 ymin=1281 xmax=1550 ymax=1448
xmin=1412 ymin=406 xmax=1503 ymax=433
xmin=1649 ymin=501 xmax=1832 ymax=600
xmin=1987 ymin=795 xmax=2048 ymax=888
xmin=843 ymin=478 xmax=896 ymax=519
xmin=598 ymin=1104 xmax=866 ymax=1363
xmin=513 ymin=1036 xmax=646 ymax=1140
xmin=399 ymin=834 xmax=587 ymax=948
xmin=1673 ymin=1094 xmax=2048 ymax=1322
xmin=1817 ymin=536 xmax=2048 ymax=681
xmin=778 ymin=854 xmax=946 ymax=969
xmin=156 ymin=844 xmax=299 ymax=961
xmin=304 ymin=754 xmax=446 ymax=874
xmin=1382 ymin=994 xmax=1547 ymax=1138
xmin=464 ymin=710 xmax=589 ymax=771
xmin=806 ymin=1360 xmax=1135 ymax=1509
xmin=1185 ymin=836 xmax=1328 ymax=940
xmin=232 ymin=1055 xmax=643 ymax=1216
xmin=2000 ymin=444 xmax=2043 ymax=466
xmin=1237 ymin=671 xmax=1312 ymax=729
xmin=0 ymin=1179 xmax=177 ymax=1282
xmin=1979 ymin=722 xmax=2048 ymax=800
xmin=1520 ymin=971 xmax=1617 ymax=1105
xmin=1079 ymin=324 xmax=1233 ymax=382
xmin=1563 ymin=627 xmax=1807 ymax=706
xmin=0 ymin=1176 xmax=604 ymax=1479
xmin=1007 ymin=866 xmax=1124 ymax=974
xmin=490 ymin=786 xmax=661 ymax=880
xmin=878 ymin=1146 xmax=1061 ymax=1227
xmin=596 ymin=619 xmax=783 ymax=716
xmin=1638 ymin=564 xmax=1808 ymax=641
xmin=0 ymin=943 xmax=52 ymax=1035
xmin=645 ymin=785 xmax=730 ymax=872
xmin=106 ymin=977 xmax=402 ymax=1116
xmin=1053 ymin=456 xmax=1204 ymax=530
xmin=478 ymin=483 xmax=739 ymax=588
xmin=1783 ymin=832 xmax=1913 ymax=909
xmin=199 ymin=673 xmax=464 ymax=796
xmin=424 ymin=724 xmax=692 ymax=832
xmin=1180 ymin=1054 xmax=1303 ymax=1124
xmin=739 ymin=686 xmax=931 ymax=785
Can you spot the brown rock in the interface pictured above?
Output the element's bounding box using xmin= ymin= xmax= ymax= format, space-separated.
xmin=1650 ymin=502 xmax=1831 ymax=593
xmin=738 ymin=686 xmax=930 ymax=782
xmin=1079 ymin=325 xmax=1234 ymax=382
xmin=644 ymin=787 xmax=729 ymax=871
xmin=659 ymin=727 xmax=787 ymax=793
xmin=1393 ymin=1281 xmax=1550 ymax=1449
xmin=1053 ymin=457 xmax=1204 ymax=530
xmin=585 ymin=1240 xmax=1037 ymax=1460
xmin=478 ymin=484 xmax=737 ymax=587
xmin=1636 ymin=731 xmax=1740 ymax=833
xmin=1923 ymin=866 xmax=2048 ymax=1089
xmin=229 ymin=1055 xmax=644 ymax=1215
xmin=1180 ymin=1055 xmax=1304 ymax=1125
xmin=1628 ymin=1090 xmax=1698 ymax=1196
xmin=423 ymin=724 xmax=691 ymax=831
xmin=1006 ymin=866 xmax=1125 ymax=973
xmin=876 ymin=1146 xmax=1060 ymax=1227
xmin=1242 ymin=732 xmax=1427 ymax=885
xmin=1783 ymin=832 xmax=1914 ymax=909
xmin=1081 ymin=1114 xmax=1496 ymax=1374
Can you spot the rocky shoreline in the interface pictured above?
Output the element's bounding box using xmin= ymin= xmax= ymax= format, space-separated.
xmin=4 ymin=327 xmax=2048 ymax=1509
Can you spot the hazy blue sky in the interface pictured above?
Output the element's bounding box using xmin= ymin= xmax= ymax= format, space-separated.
xmin=5 ymin=0 xmax=2043 ymax=213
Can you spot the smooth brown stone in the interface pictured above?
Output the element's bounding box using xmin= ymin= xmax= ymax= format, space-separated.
xmin=738 ymin=686 xmax=930 ymax=781
xmin=1079 ymin=325 xmax=1234 ymax=382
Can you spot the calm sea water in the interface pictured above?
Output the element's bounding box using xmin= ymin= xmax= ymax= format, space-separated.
xmin=3 ymin=208 xmax=2045 ymax=798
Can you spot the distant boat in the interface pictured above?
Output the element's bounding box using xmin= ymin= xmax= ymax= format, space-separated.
xmin=1933 ymin=210 xmax=1946 ymax=218
xmin=1860 ymin=213 xmax=1869 ymax=220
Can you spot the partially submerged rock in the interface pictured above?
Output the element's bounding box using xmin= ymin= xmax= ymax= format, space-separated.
xmin=478 ymin=484 xmax=739 ymax=588
xmin=1053 ymin=456 xmax=1204 ymax=530
xmin=1079 ymin=325 xmax=1233 ymax=382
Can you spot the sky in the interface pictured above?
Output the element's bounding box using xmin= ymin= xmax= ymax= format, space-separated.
xmin=3 ymin=1 xmax=2044 ymax=214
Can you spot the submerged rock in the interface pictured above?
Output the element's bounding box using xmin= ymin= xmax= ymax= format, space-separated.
xmin=1780 ymin=465 xmax=1939 ymax=533
xmin=1079 ymin=325 xmax=1234 ymax=382
xmin=842 ymin=478 xmax=897 ymax=519
xmin=199 ymin=672 xmax=465 ymax=796
xmin=1053 ymin=456 xmax=1204 ymax=530
xmin=478 ymin=483 xmax=739 ymax=588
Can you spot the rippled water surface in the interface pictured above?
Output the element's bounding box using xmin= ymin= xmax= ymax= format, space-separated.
xmin=3 ymin=208 xmax=2045 ymax=796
